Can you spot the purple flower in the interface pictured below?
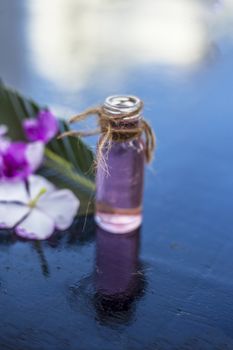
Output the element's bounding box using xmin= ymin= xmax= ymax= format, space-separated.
xmin=23 ymin=110 xmax=59 ymax=143
xmin=0 ymin=141 xmax=44 ymax=181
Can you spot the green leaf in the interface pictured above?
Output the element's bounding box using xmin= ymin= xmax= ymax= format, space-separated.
xmin=0 ymin=81 xmax=95 ymax=215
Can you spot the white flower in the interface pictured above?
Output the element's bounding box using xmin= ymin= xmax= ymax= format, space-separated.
xmin=0 ymin=175 xmax=80 ymax=240
xmin=0 ymin=125 xmax=9 ymax=136
xmin=0 ymin=125 xmax=10 ymax=153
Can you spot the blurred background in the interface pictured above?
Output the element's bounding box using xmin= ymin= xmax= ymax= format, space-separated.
xmin=1 ymin=0 xmax=233 ymax=116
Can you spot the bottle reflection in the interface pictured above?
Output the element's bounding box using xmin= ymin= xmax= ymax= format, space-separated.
xmin=94 ymin=226 xmax=146 ymax=326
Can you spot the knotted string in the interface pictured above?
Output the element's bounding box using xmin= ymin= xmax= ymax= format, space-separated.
xmin=58 ymin=103 xmax=156 ymax=172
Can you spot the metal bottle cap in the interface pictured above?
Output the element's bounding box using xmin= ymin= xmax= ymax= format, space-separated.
xmin=103 ymin=95 xmax=142 ymax=120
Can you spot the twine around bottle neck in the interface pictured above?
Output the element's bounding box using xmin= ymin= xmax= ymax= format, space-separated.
xmin=59 ymin=102 xmax=156 ymax=170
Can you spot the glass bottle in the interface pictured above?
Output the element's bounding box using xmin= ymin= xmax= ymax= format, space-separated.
xmin=95 ymin=95 xmax=145 ymax=233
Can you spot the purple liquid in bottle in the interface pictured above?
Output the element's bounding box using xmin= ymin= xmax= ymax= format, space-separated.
xmin=95 ymin=95 xmax=145 ymax=233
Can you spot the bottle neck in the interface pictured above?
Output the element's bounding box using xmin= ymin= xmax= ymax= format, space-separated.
xmin=99 ymin=115 xmax=142 ymax=142
xmin=102 ymin=95 xmax=143 ymax=131
xmin=109 ymin=116 xmax=142 ymax=129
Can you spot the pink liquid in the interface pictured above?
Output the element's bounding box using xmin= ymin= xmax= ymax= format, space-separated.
xmin=95 ymin=137 xmax=145 ymax=233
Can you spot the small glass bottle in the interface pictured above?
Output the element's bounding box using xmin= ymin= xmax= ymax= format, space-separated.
xmin=95 ymin=95 xmax=145 ymax=233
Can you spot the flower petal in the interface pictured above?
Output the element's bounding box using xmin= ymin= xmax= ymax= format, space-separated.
xmin=0 ymin=125 xmax=8 ymax=136
xmin=0 ymin=137 xmax=10 ymax=153
xmin=1 ymin=142 xmax=30 ymax=181
xmin=0 ymin=180 xmax=29 ymax=203
xmin=37 ymin=190 xmax=80 ymax=230
xmin=25 ymin=141 xmax=44 ymax=172
xmin=27 ymin=175 xmax=55 ymax=200
xmin=15 ymin=208 xmax=55 ymax=240
xmin=23 ymin=110 xmax=58 ymax=143
xmin=23 ymin=118 xmax=38 ymax=141
xmin=0 ymin=203 xmax=29 ymax=229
